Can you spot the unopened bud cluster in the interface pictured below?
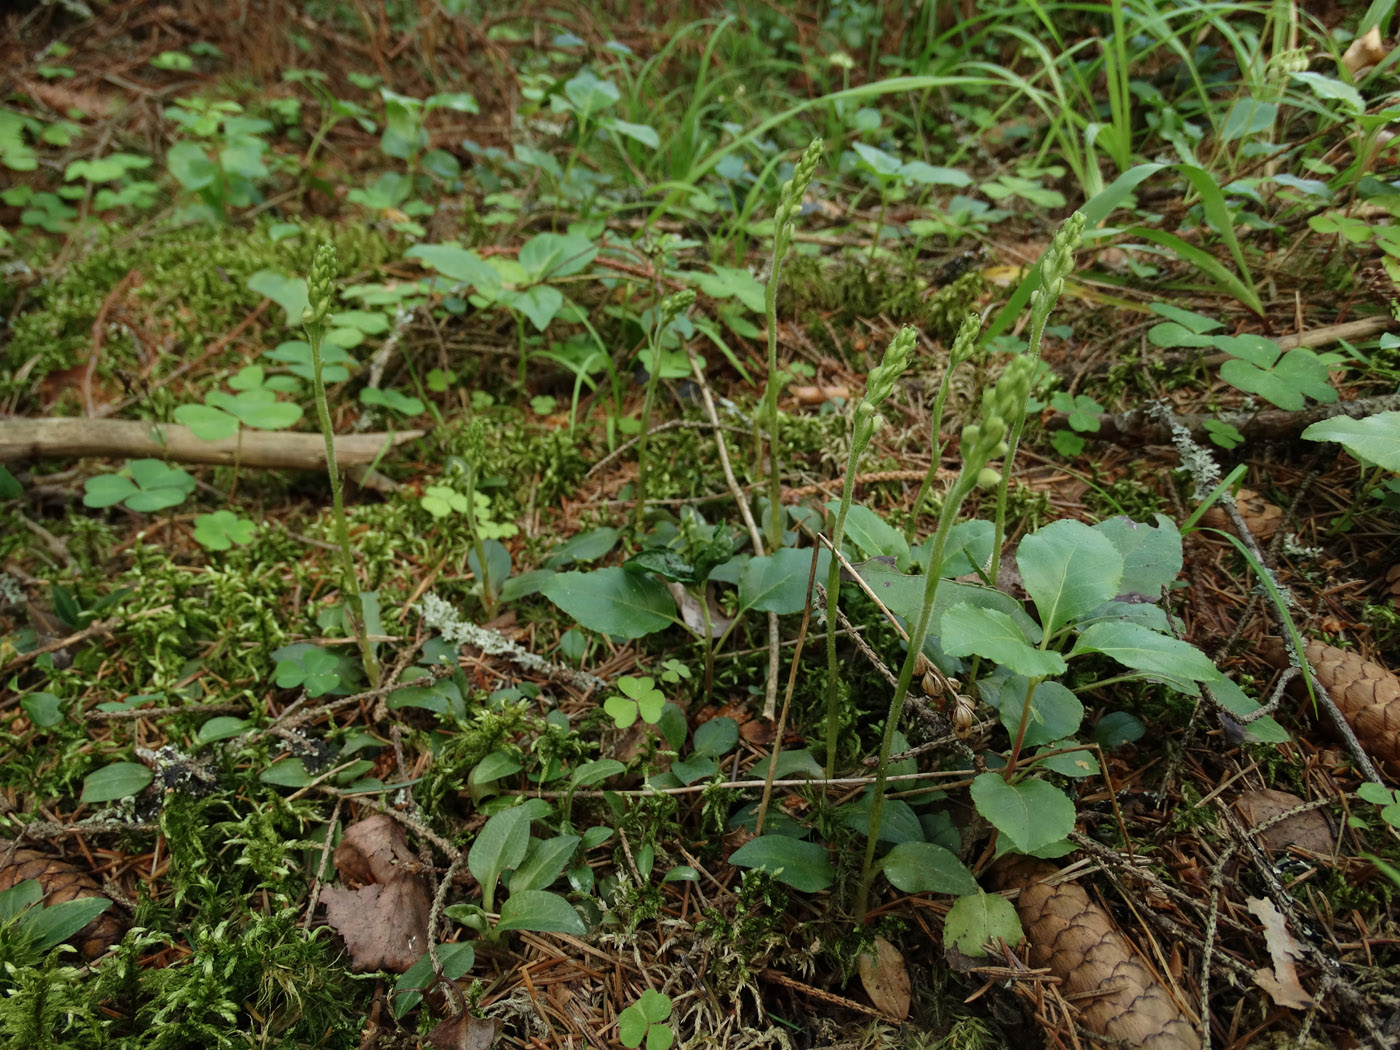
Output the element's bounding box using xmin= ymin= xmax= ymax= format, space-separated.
xmin=776 ymin=138 xmax=824 ymax=234
xmin=961 ymin=353 xmax=1034 ymax=487
xmin=1028 ymin=211 xmax=1085 ymax=329
xmin=659 ymin=288 xmax=696 ymax=327
xmin=853 ymin=326 xmax=915 ymax=446
xmin=302 ymin=242 xmax=339 ymax=331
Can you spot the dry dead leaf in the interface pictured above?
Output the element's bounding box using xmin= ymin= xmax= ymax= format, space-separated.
xmin=321 ymin=815 xmax=432 ymax=972
xmin=789 ymin=384 xmax=851 ymax=405
xmin=1246 ymin=897 xmax=1313 ymax=1009
xmin=990 ymin=857 xmax=1200 ymax=1050
xmin=1200 ymin=488 xmax=1283 ymax=542
xmin=1342 ymin=26 xmax=1389 ymax=77
xmin=663 ymin=580 xmax=734 ymax=639
xmin=1234 ymin=790 xmax=1335 ymax=857
xmin=858 ymin=935 xmax=911 ymax=1020
xmin=427 ymin=1012 xmax=502 ymax=1050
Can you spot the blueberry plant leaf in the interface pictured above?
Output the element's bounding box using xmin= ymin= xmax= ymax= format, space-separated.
xmin=991 ymin=678 xmax=1083 ymax=747
xmin=944 ymin=890 xmax=1023 ymax=958
xmin=738 ymin=548 xmax=829 ymax=614
xmin=80 ymin=761 xmax=153 ymax=803
xmin=468 ymin=806 xmax=532 ymax=913
xmin=1301 ymin=411 xmax=1400 ymax=471
xmin=1091 ymin=514 xmax=1182 ymax=597
xmin=1071 ymin=621 xmax=1221 ymax=686
xmin=495 ymin=890 xmax=586 ymax=934
xmin=879 ymin=841 xmax=979 ymax=896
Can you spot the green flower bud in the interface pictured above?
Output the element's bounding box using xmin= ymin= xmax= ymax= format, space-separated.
xmin=976 ymin=467 xmax=1001 ymax=489
xmin=660 ymin=288 xmax=697 ymax=327
xmin=776 ymin=137 xmax=824 ymax=231
xmin=980 ymin=416 xmax=1007 ymax=447
xmin=962 ymin=423 xmax=981 ymax=449
xmin=949 ymin=311 xmax=981 ymax=365
xmin=991 ymin=440 xmax=1009 ymax=458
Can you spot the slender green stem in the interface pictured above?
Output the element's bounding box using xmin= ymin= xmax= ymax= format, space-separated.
xmin=855 ymin=470 xmax=977 ymax=920
xmin=307 ymin=324 xmax=380 ymax=689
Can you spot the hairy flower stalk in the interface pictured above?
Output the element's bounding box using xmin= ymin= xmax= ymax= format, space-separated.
xmin=989 ymin=211 xmax=1086 ymax=583
xmin=823 ymin=326 xmax=916 ymax=777
xmin=762 ymin=138 xmax=823 ymax=554
xmin=635 ymin=289 xmax=696 ymax=531
xmin=906 ymin=311 xmax=982 ymax=544
xmin=303 ymin=242 xmax=380 ymax=688
xmin=854 ymin=351 xmax=1034 ymax=921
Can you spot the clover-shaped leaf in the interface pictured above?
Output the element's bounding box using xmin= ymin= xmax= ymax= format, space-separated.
xmin=264 ymin=339 xmax=352 ymax=382
xmin=360 ymin=386 xmax=426 ymax=416
xmin=420 ymin=484 xmax=469 ymax=518
xmin=275 ymin=647 xmax=341 ymax=697
xmin=83 ymin=459 xmax=195 ymax=512
xmin=1214 ymin=336 xmax=1337 ymax=411
xmin=193 ymin=510 xmax=257 ymax=551
xmin=603 ymin=675 xmax=665 ymax=728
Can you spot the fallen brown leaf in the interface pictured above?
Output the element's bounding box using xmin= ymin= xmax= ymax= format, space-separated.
xmin=427 ymin=1012 xmax=502 ymax=1050
xmin=1342 ymin=26 xmax=1389 ymax=77
xmin=1234 ymin=790 xmax=1335 ymax=857
xmin=858 ymin=935 xmax=911 ymax=1020
xmin=1246 ymin=897 xmax=1313 ymax=1009
xmin=321 ymin=815 xmax=432 ymax=972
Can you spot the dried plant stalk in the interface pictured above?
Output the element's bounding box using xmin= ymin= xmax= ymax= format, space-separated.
xmin=1303 ymin=640 xmax=1400 ymax=773
xmin=990 ymin=857 xmax=1200 ymax=1050
xmin=0 ymin=844 xmax=128 ymax=958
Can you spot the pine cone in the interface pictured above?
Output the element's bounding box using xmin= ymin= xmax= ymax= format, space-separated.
xmin=0 ymin=844 xmax=128 ymax=958
xmin=990 ymin=857 xmax=1200 ymax=1050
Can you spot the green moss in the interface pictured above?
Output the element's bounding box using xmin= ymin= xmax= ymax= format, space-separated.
xmin=781 ymin=257 xmax=984 ymax=349
xmin=2 ymin=220 xmax=393 ymax=410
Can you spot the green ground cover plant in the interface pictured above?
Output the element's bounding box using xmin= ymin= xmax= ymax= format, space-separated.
xmin=2 ymin=3 xmax=1399 ymax=1049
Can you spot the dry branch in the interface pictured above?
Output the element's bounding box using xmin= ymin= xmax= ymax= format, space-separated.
xmin=0 ymin=418 xmax=426 ymax=469
xmin=991 ymin=857 xmax=1201 ymax=1050
xmin=1048 ymin=393 xmax=1400 ymax=447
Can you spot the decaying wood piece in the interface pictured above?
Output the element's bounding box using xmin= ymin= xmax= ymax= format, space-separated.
xmin=1303 ymin=640 xmax=1400 ymax=775
xmin=990 ymin=857 xmax=1200 ymax=1050
xmin=0 ymin=417 xmax=426 ymax=470
xmin=0 ymin=843 xmax=128 ymax=959
xmin=1046 ymin=392 xmax=1400 ymax=448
